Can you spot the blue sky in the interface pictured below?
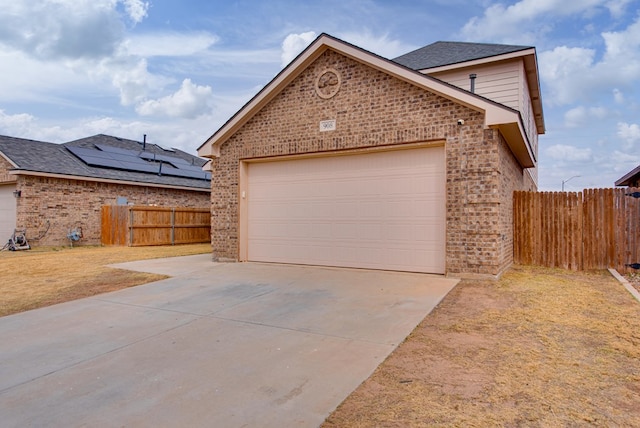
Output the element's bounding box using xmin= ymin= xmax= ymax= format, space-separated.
xmin=1 ymin=0 xmax=639 ymax=190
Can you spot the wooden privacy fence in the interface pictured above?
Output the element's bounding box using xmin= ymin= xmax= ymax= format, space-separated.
xmin=514 ymin=188 xmax=640 ymax=273
xmin=101 ymin=205 xmax=210 ymax=246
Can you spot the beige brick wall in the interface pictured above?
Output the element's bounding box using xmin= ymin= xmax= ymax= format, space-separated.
xmin=497 ymin=132 xmax=537 ymax=275
xmin=209 ymin=49 xmax=536 ymax=276
xmin=0 ymin=157 xmax=17 ymax=183
xmin=15 ymin=175 xmax=209 ymax=246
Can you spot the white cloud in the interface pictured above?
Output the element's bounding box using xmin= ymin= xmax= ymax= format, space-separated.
xmin=281 ymin=31 xmax=317 ymax=66
xmin=601 ymin=16 xmax=640 ymax=61
xmin=610 ymin=149 xmax=640 ymax=166
xmin=136 ymin=79 xmax=213 ymax=119
xmin=0 ymin=108 xmax=216 ymax=154
xmin=93 ymin=57 xmax=165 ymax=106
xmin=460 ymin=0 xmax=604 ymax=44
xmin=0 ymin=110 xmax=37 ymax=137
xmin=0 ymin=0 xmax=130 ymax=60
xmin=462 ymin=1 xmax=640 ymax=108
xmin=564 ymin=106 xmax=607 ymax=128
xmin=0 ymin=109 xmax=74 ymax=143
xmin=613 ymin=88 xmax=625 ymax=104
xmin=124 ymin=32 xmax=219 ymax=57
xmin=337 ymin=31 xmax=415 ymax=59
xmin=278 ymin=30 xmax=412 ymax=67
xmin=539 ymin=46 xmax=596 ymax=105
xmin=545 ymin=144 xmax=593 ymax=162
xmin=122 ymin=0 xmax=149 ymax=23
xmin=540 ymin=15 xmax=640 ymax=106
xmin=605 ymin=0 xmax=633 ymax=19
xmin=617 ymin=122 xmax=640 ymax=149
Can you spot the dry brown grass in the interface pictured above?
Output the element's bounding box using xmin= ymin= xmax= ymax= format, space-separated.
xmin=0 ymin=244 xmax=211 ymax=317
xmin=324 ymin=265 xmax=640 ymax=427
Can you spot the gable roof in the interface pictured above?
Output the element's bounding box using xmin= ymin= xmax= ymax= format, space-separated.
xmin=615 ymin=165 xmax=640 ymax=187
xmin=392 ymin=41 xmax=532 ymax=70
xmin=0 ymin=134 xmax=210 ymax=190
xmin=394 ymin=41 xmax=544 ymax=135
xmin=198 ymin=33 xmax=536 ymax=168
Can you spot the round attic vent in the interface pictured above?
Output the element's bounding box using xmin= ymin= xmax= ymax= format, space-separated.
xmin=315 ymin=68 xmax=341 ymax=99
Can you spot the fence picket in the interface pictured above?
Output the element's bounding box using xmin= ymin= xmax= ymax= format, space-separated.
xmin=514 ymin=188 xmax=640 ymax=273
xmin=101 ymin=205 xmax=210 ymax=246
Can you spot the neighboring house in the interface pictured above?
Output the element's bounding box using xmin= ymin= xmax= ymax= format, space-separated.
xmin=197 ymin=33 xmax=545 ymax=278
xmin=615 ymin=165 xmax=640 ymax=187
xmin=0 ymin=134 xmax=210 ymax=246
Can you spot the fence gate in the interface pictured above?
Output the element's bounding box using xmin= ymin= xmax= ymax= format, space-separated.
xmin=514 ymin=188 xmax=640 ymax=273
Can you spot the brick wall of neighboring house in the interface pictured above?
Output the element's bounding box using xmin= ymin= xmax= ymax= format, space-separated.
xmin=208 ymin=49 xmax=536 ymax=276
xmin=15 ymin=175 xmax=210 ymax=246
xmin=0 ymin=156 xmax=17 ymax=183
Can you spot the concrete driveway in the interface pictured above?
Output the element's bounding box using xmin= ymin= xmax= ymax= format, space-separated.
xmin=0 ymin=255 xmax=458 ymax=427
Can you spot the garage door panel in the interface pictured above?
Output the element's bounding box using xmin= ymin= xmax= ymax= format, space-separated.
xmin=0 ymin=184 xmax=17 ymax=241
xmin=247 ymin=146 xmax=446 ymax=274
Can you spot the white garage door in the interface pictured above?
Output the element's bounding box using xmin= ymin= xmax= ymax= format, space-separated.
xmin=247 ymin=146 xmax=446 ymax=273
xmin=0 ymin=184 xmax=17 ymax=243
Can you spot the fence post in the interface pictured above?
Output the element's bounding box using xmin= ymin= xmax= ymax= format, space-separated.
xmin=171 ymin=207 xmax=176 ymax=246
xmin=129 ymin=207 xmax=134 ymax=246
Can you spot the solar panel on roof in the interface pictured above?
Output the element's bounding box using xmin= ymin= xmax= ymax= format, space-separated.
xmin=139 ymin=151 xmax=190 ymax=166
xmin=66 ymin=144 xmax=209 ymax=181
xmin=94 ymin=144 xmax=138 ymax=155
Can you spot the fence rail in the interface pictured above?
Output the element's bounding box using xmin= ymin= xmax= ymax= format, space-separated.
xmin=101 ymin=205 xmax=210 ymax=246
xmin=514 ymin=188 xmax=640 ymax=273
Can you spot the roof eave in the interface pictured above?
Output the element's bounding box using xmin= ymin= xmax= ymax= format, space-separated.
xmin=494 ymin=121 xmax=535 ymax=169
xmin=198 ymin=33 xmax=536 ymax=168
xmin=615 ymin=165 xmax=640 ymax=186
xmin=420 ymin=48 xmax=545 ymax=135
xmin=418 ymin=48 xmax=536 ymax=73
xmin=198 ymin=36 xmax=333 ymax=158
xmin=0 ymin=150 xmax=19 ymax=168
xmin=8 ymin=169 xmax=211 ymax=192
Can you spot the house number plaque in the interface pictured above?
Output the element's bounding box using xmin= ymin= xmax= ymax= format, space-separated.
xmin=319 ymin=119 xmax=336 ymax=132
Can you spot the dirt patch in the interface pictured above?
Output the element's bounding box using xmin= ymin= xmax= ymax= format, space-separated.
xmin=0 ymin=244 xmax=211 ymax=317
xmin=323 ymin=265 xmax=640 ymax=427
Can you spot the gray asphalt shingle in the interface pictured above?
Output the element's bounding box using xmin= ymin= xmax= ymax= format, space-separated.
xmin=0 ymin=134 xmax=210 ymax=189
xmin=393 ymin=41 xmax=532 ymax=70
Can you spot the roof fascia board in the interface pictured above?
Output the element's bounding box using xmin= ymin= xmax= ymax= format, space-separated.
xmin=197 ymin=36 xmax=331 ymax=158
xmin=198 ymin=34 xmax=533 ymax=167
xmin=495 ymin=117 xmax=535 ymax=168
xmin=523 ymin=53 xmax=546 ymax=134
xmin=615 ymin=165 xmax=640 ymax=186
xmin=9 ymin=170 xmax=210 ymax=192
xmin=0 ymin=151 xmax=19 ymax=168
xmin=422 ymin=48 xmax=545 ymax=134
xmin=323 ymin=37 xmax=502 ymax=114
xmin=418 ymin=48 xmax=536 ymax=73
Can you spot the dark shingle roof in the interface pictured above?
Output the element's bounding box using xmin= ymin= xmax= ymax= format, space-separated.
xmin=615 ymin=165 xmax=640 ymax=187
xmin=0 ymin=134 xmax=210 ymax=189
xmin=393 ymin=41 xmax=532 ymax=70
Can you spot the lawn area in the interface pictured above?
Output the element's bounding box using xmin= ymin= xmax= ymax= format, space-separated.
xmin=0 ymin=244 xmax=211 ymax=317
xmin=324 ymin=265 xmax=640 ymax=427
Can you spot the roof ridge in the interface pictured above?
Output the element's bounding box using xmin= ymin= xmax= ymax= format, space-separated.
xmin=393 ymin=40 xmax=533 ymax=70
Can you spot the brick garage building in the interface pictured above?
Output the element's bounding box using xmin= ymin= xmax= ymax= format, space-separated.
xmin=0 ymin=134 xmax=210 ymax=247
xmin=198 ymin=34 xmax=545 ymax=278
